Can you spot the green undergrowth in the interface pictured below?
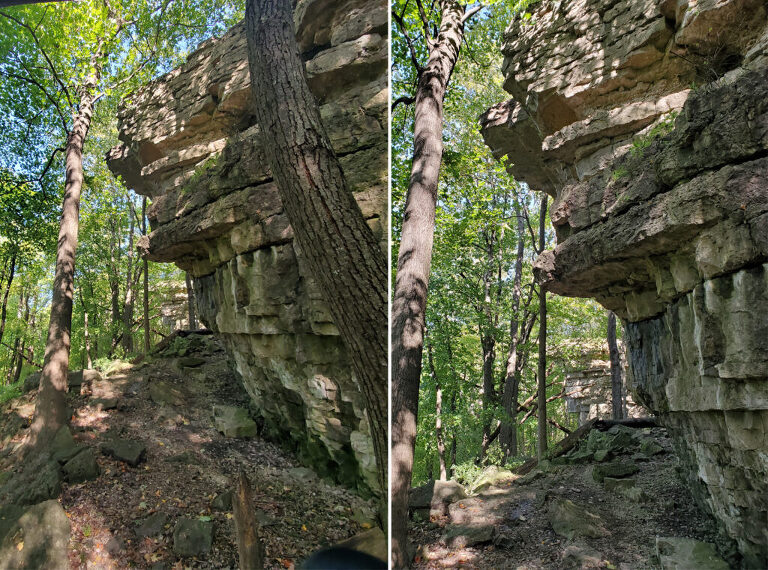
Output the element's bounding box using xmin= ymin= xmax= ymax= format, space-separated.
xmin=0 ymin=380 xmax=22 ymax=405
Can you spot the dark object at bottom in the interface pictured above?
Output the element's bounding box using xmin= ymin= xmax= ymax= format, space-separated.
xmin=300 ymin=547 xmax=387 ymax=569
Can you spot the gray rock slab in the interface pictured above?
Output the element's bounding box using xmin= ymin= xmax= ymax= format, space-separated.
xmin=212 ymin=405 xmax=258 ymax=438
xmin=62 ymin=448 xmax=100 ymax=483
xmin=101 ymin=439 xmax=147 ymax=466
xmin=443 ymin=524 xmax=496 ymax=548
xmin=547 ymin=498 xmax=609 ymax=540
xmin=656 ymin=536 xmax=729 ymax=569
xmin=173 ymin=517 xmax=213 ymax=557
xmin=0 ymin=500 xmax=70 ymax=570
xmin=135 ymin=512 xmax=168 ymax=538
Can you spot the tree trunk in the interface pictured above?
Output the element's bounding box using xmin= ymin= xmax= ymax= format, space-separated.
xmin=108 ymin=219 xmax=121 ymax=351
xmin=29 ymin=84 xmax=94 ymax=451
xmin=245 ymin=0 xmax=387 ymax=498
xmin=232 ymin=470 xmax=265 ymax=569
xmin=448 ymin=391 xmax=457 ymax=479
xmin=608 ymin=311 xmax=625 ymax=420
xmin=391 ymin=2 xmax=469 ymax=565
xmin=501 ymin=207 xmax=526 ymax=460
xmin=184 ymin=272 xmax=197 ymax=330
xmin=536 ymin=196 xmax=548 ymax=461
xmin=142 ymin=197 xmax=150 ymax=354
xmin=122 ymin=199 xmax=136 ymax=354
xmin=427 ymin=341 xmax=447 ymax=481
xmin=0 ymin=250 xmax=17 ymax=349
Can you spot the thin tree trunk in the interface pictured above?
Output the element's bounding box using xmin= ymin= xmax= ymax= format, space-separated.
xmin=501 ymin=207 xmax=526 ymax=460
xmin=245 ymin=0 xmax=387 ymax=498
xmin=448 ymin=391 xmax=457 ymax=479
xmin=536 ymin=196 xmax=548 ymax=461
xmin=390 ymin=3 xmax=471 ymax=565
xmin=142 ymin=197 xmax=150 ymax=353
xmin=29 ymin=82 xmax=95 ymax=452
xmin=608 ymin=311 xmax=625 ymax=419
xmin=427 ymin=341 xmax=447 ymax=481
xmin=184 ymin=272 xmax=196 ymax=330
xmin=122 ymin=199 xmax=136 ymax=354
xmin=0 ymin=250 xmax=17 ymax=349
xmin=108 ymin=219 xmax=121 ymax=349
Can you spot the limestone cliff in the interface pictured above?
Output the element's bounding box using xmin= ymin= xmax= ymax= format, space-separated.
xmin=481 ymin=0 xmax=768 ymax=564
xmin=108 ymin=0 xmax=387 ymax=496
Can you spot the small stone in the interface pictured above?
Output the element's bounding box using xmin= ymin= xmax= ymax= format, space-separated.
xmin=593 ymin=449 xmax=610 ymax=462
xmin=177 ymin=356 xmax=206 ymax=368
xmin=135 ymin=512 xmax=168 ymax=538
xmin=592 ymin=462 xmax=639 ymax=483
xmin=656 ymin=536 xmax=729 ymax=569
xmin=101 ymin=439 xmax=147 ymax=466
xmin=166 ymin=451 xmax=197 ymax=464
xmin=640 ymin=439 xmax=664 ymax=456
xmin=105 ymin=536 xmax=124 ymax=555
xmin=62 ymin=448 xmax=100 ymax=483
xmin=211 ymin=490 xmax=233 ymax=511
xmin=443 ymin=524 xmax=496 ymax=548
xmin=604 ymin=477 xmax=636 ymax=492
xmin=547 ymin=498 xmax=609 ymax=540
xmin=173 ymin=518 xmax=213 ymax=557
xmin=212 ymin=405 xmax=258 ymax=438
xmin=149 ymin=381 xmax=186 ymax=407
xmin=89 ymin=397 xmax=119 ymax=410
xmin=288 ymin=467 xmax=318 ymax=483
xmin=562 ymin=543 xmax=606 ymax=569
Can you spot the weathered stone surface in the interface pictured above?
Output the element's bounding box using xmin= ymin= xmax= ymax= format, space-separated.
xmin=548 ymin=498 xmax=609 ymax=540
xmin=0 ymin=454 xmax=62 ymax=507
xmin=592 ymin=462 xmax=639 ymax=483
xmin=101 ymin=439 xmax=147 ymax=466
xmin=442 ymin=524 xmax=496 ymax=548
xmin=135 ymin=512 xmax=168 ymax=538
xmin=212 ymin=405 xmax=258 ymax=438
xmin=482 ymin=1 xmax=768 ymax=563
xmin=0 ymin=500 xmax=70 ymax=570
xmin=108 ymin=0 xmax=386 ymax=497
xmin=472 ymin=466 xmax=516 ymax=493
xmin=656 ymin=536 xmax=729 ymax=570
xmin=62 ymin=448 xmax=100 ymax=484
xmin=69 ymin=369 xmax=102 ymax=388
xmin=149 ymin=380 xmax=186 ymax=407
xmin=172 ymin=518 xmax=213 ymax=557
xmin=21 ymin=372 xmax=40 ymax=393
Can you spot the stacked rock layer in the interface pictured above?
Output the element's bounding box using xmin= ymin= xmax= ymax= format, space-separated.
xmin=481 ymin=0 xmax=768 ymax=564
xmin=108 ymin=0 xmax=387 ymax=496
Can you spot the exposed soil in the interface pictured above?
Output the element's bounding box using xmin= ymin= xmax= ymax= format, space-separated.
xmin=410 ymin=428 xmax=739 ymax=569
xmin=0 ymin=333 xmax=379 ymax=569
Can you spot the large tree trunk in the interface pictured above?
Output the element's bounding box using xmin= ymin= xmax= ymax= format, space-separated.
xmin=391 ymin=2 xmax=469 ymax=565
xmin=608 ymin=311 xmax=625 ymax=419
xmin=536 ymin=196 xmax=548 ymax=461
xmin=29 ymin=86 xmax=94 ymax=451
xmin=501 ymin=209 xmax=526 ymax=460
xmin=142 ymin=197 xmax=150 ymax=354
xmin=245 ymin=0 xmax=387 ymax=497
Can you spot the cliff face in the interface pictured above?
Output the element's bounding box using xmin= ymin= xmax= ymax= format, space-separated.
xmin=481 ymin=0 xmax=768 ymax=564
xmin=108 ymin=0 xmax=386 ymax=496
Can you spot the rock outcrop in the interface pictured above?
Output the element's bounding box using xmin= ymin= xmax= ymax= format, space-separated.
xmin=481 ymin=1 xmax=768 ymax=565
xmin=108 ymin=0 xmax=386 ymax=495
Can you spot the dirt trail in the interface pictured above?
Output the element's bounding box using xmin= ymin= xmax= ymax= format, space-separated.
xmin=411 ymin=427 xmax=737 ymax=569
xmin=1 ymin=333 xmax=378 ymax=569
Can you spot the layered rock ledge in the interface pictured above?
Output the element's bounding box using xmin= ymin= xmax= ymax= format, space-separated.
xmin=108 ymin=0 xmax=386 ymax=496
xmin=481 ymin=0 xmax=768 ymax=564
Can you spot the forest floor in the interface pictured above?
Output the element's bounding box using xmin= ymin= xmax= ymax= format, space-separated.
xmin=410 ymin=426 xmax=738 ymax=569
xmin=0 ymin=332 xmax=380 ymax=569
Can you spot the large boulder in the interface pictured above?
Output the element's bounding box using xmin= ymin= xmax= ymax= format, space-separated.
xmin=0 ymin=500 xmax=70 ymax=570
xmin=547 ymin=498 xmax=609 ymax=540
xmin=409 ymin=480 xmax=467 ymax=518
xmin=212 ymin=405 xmax=258 ymax=438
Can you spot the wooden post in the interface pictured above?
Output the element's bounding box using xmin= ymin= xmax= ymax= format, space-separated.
xmin=232 ymin=470 xmax=265 ymax=569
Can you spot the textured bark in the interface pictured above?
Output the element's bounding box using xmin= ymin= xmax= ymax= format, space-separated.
xmin=0 ymin=250 xmax=17 ymax=349
xmin=29 ymin=85 xmax=94 ymax=450
xmin=501 ymin=210 xmax=526 ymax=460
xmin=245 ymin=0 xmax=387 ymax=496
xmin=536 ymin=196 xmax=548 ymax=461
xmin=427 ymin=342 xmax=447 ymax=481
xmin=122 ymin=200 xmax=135 ymax=354
xmin=607 ymin=311 xmax=625 ymax=419
xmin=232 ymin=470 xmax=265 ymax=569
xmin=142 ymin=197 xmax=150 ymax=354
xmin=391 ymin=2 xmax=469 ymax=565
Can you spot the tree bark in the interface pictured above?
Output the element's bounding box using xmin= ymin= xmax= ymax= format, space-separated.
xmin=29 ymin=83 xmax=95 ymax=451
xmin=122 ymin=199 xmax=136 ymax=354
xmin=391 ymin=2 xmax=470 ymax=565
xmin=232 ymin=470 xmax=265 ymax=569
xmin=0 ymin=250 xmax=17 ymax=349
xmin=245 ymin=0 xmax=387 ymax=498
xmin=427 ymin=341 xmax=447 ymax=481
xmin=142 ymin=197 xmax=150 ymax=354
xmin=184 ymin=271 xmax=197 ymax=330
xmin=536 ymin=196 xmax=548 ymax=461
xmin=608 ymin=311 xmax=625 ymax=420
xmin=501 ymin=208 xmax=526 ymax=460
